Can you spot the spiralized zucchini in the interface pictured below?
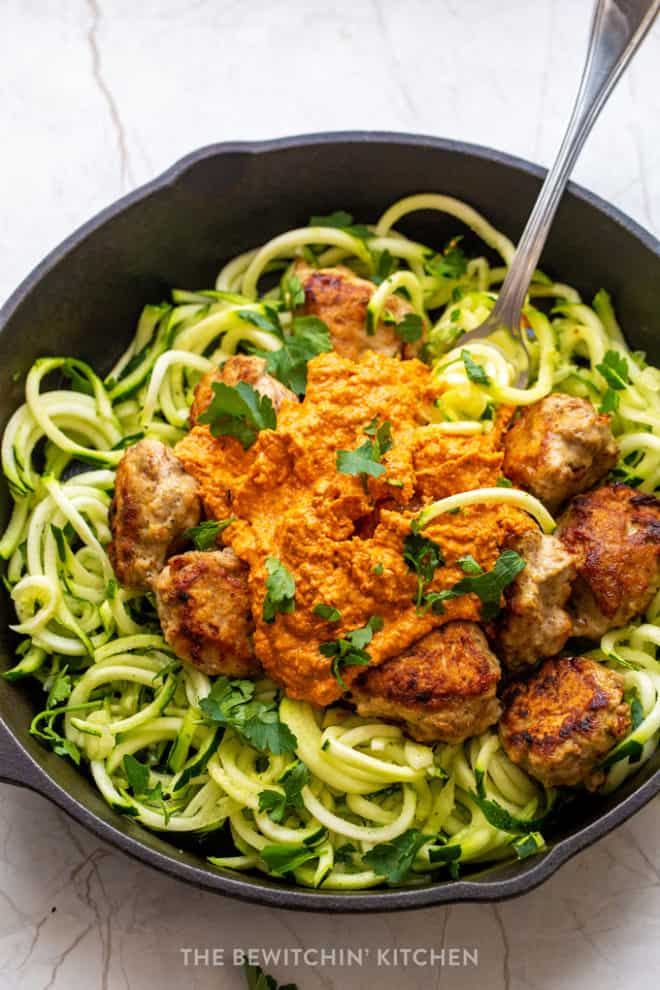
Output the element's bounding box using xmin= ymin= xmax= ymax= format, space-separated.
xmin=2 ymin=194 xmax=659 ymax=890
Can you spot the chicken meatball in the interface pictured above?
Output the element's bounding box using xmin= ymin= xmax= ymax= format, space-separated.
xmin=499 ymin=656 xmax=631 ymax=789
xmin=497 ymin=529 xmax=576 ymax=669
xmin=502 ymin=393 xmax=618 ymax=512
xmin=108 ymin=439 xmax=201 ymax=591
xmin=557 ymin=482 xmax=660 ymax=639
xmin=348 ymin=622 xmax=502 ymax=744
xmin=189 ymin=354 xmax=297 ymax=427
xmin=294 ymin=260 xmax=424 ymax=362
xmin=155 ymin=548 xmax=261 ymax=677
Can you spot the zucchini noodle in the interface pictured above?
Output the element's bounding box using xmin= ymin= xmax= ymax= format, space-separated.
xmin=2 ymin=193 xmax=659 ymax=891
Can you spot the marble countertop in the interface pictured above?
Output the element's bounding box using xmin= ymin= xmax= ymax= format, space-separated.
xmin=1 ymin=2 xmax=660 ymax=988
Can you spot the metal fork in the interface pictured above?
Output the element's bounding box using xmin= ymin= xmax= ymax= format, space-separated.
xmin=459 ymin=0 xmax=659 ymax=387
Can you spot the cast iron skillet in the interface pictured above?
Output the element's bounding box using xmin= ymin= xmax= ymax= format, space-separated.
xmin=0 ymin=132 xmax=659 ymax=912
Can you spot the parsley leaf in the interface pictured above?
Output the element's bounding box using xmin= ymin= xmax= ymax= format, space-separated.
xmin=308 ymin=210 xmax=373 ymax=241
xmin=394 ymin=313 xmax=424 ymax=343
xmin=244 ymin=964 xmax=299 ymax=990
xmin=260 ymin=842 xmax=320 ymax=876
xmin=370 ymin=249 xmax=397 ymax=285
xmin=403 ymin=531 xmax=444 ymax=609
xmin=263 ymin=557 xmax=296 ymax=623
xmin=313 ymin=603 xmax=342 ymax=622
xmin=46 ymin=667 xmax=73 ymax=708
xmin=496 ymin=476 xmax=513 ymax=488
xmin=363 ymin=829 xmax=430 ymax=884
xmin=336 ymin=418 xmax=392 ymax=482
xmin=457 ymin=554 xmax=483 ymax=575
xmin=422 ymin=549 xmax=525 ymax=619
xmin=320 ymin=616 xmax=383 ymax=688
xmin=200 ymin=677 xmax=297 ymax=754
xmin=185 ymin=517 xmax=236 ymax=551
xmin=595 ymin=350 xmax=630 ymax=391
xmin=123 ymin=754 xmax=151 ymax=795
xmin=258 ymin=761 xmax=310 ymax=823
xmin=197 ymin=381 xmax=276 ymax=449
xmin=461 ymin=349 xmax=491 ymax=385
xmin=258 ymin=316 xmax=332 ymax=396
xmin=599 ymin=387 xmax=620 ymax=414
xmin=424 ymin=240 xmax=468 ymax=281
xmin=283 ymin=273 xmax=305 ymax=310
xmin=237 ymin=307 xmax=283 ymax=337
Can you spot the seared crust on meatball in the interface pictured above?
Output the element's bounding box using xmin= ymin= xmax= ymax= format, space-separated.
xmin=497 ymin=529 xmax=576 ymax=669
xmin=499 ymin=656 xmax=631 ymax=789
xmin=348 ymin=622 xmax=501 ymax=744
xmin=502 ymin=393 xmax=618 ymax=511
xmin=557 ymin=482 xmax=660 ymax=639
xmin=189 ymin=355 xmax=297 ymax=427
xmin=294 ymin=260 xmax=424 ymax=362
xmin=108 ymin=439 xmax=201 ymax=591
xmin=155 ymin=549 xmax=261 ymax=677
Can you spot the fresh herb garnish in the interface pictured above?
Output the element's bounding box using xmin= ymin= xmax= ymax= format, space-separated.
xmin=496 ymin=476 xmax=513 ymax=488
xmin=308 ymin=210 xmax=373 ymax=241
xmin=372 ymin=562 xmax=384 ymax=576
xmin=200 ymin=677 xmax=297 ymax=754
xmin=46 ymin=667 xmax=73 ymax=708
xmin=282 ymin=273 xmax=306 ymax=310
xmin=461 ymin=349 xmax=491 ymax=385
xmin=595 ymin=350 xmax=630 ymax=391
xmin=423 ymin=549 xmax=525 ymax=619
xmin=320 ymin=615 xmax=383 ymax=688
xmin=258 ymin=761 xmax=310 ymax=822
xmin=185 ymin=517 xmax=236 ymax=551
xmin=370 ymin=249 xmax=397 ymax=285
xmin=457 ymin=554 xmax=483 ymax=575
xmin=258 ymin=316 xmax=332 ymax=396
xmin=263 ymin=557 xmax=296 ymax=623
xmin=424 ymin=239 xmax=468 ymax=280
xmin=244 ymin=963 xmax=298 ymax=990
xmin=402 ymin=531 xmax=444 ymax=609
xmin=197 ymin=381 xmax=276 ymax=449
xmin=394 ymin=313 xmax=424 ymax=343
xmin=336 ymin=417 xmax=392 ymax=482
xmin=363 ymin=828 xmax=430 ymax=884
xmin=313 ymin=603 xmax=342 ymax=622
xmin=237 ymin=307 xmax=283 ymax=337
xmin=260 ymin=841 xmax=321 ymax=876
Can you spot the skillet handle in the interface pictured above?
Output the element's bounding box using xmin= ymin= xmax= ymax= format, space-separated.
xmin=0 ymin=718 xmax=45 ymax=791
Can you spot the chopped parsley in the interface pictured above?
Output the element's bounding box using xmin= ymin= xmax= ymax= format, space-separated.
xmin=260 ymin=842 xmax=321 ymax=877
xmin=308 ymin=209 xmax=373 ymax=241
xmin=185 ymin=517 xmax=236 ymax=551
xmin=46 ymin=667 xmax=73 ymax=708
xmin=258 ymin=761 xmax=310 ymax=822
xmin=363 ymin=828 xmax=430 ymax=884
xmin=313 ymin=603 xmax=342 ymax=622
xmin=496 ymin=476 xmax=513 ymax=488
xmin=394 ymin=312 xmax=424 ymax=343
xmin=282 ymin=273 xmax=306 ymax=310
xmin=336 ymin=417 xmax=392 ymax=483
xmin=595 ymin=350 xmax=630 ymax=391
xmin=423 ymin=549 xmax=526 ymax=620
xmin=237 ymin=305 xmax=283 ymax=336
xmin=370 ymin=248 xmax=397 ymax=285
xmin=200 ymin=677 xmax=297 ymax=754
xmin=258 ymin=316 xmax=332 ymax=396
xmin=320 ymin=615 xmax=383 ymax=688
xmin=262 ymin=557 xmax=296 ymax=623
xmin=402 ymin=531 xmax=444 ymax=609
xmin=372 ymin=562 xmax=384 ymax=576
xmin=457 ymin=554 xmax=483 ymax=575
xmin=424 ymin=239 xmax=468 ymax=281
xmin=197 ymin=381 xmax=276 ymax=449
xmin=599 ymin=388 xmax=620 ymax=414
xmin=461 ymin=349 xmax=490 ymax=385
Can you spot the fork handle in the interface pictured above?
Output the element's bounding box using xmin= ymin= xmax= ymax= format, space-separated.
xmin=492 ymin=0 xmax=659 ymax=330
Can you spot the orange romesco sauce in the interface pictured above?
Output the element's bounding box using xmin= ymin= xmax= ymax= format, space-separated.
xmin=175 ymin=351 xmax=532 ymax=705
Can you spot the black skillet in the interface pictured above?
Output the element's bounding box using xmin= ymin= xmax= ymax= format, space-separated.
xmin=0 ymin=132 xmax=658 ymax=912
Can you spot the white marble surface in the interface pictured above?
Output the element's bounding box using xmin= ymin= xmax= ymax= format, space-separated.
xmin=1 ymin=2 xmax=660 ymax=988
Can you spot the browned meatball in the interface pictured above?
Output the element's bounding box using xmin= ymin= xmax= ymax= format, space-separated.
xmin=189 ymin=355 xmax=297 ymax=427
xmin=108 ymin=439 xmax=201 ymax=591
xmin=294 ymin=260 xmax=424 ymax=362
xmin=499 ymin=656 xmax=631 ymax=789
xmin=497 ymin=529 xmax=576 ymax=669
xmin=557 ymin=482 xmax=660 ymax=639
xmin=155 ymin=548 xmax=261 ymax=678
xmin=348 ymin=622 xmax=501 ymax=744
xmin=502 ymin=393 xmax=618 ymax=512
